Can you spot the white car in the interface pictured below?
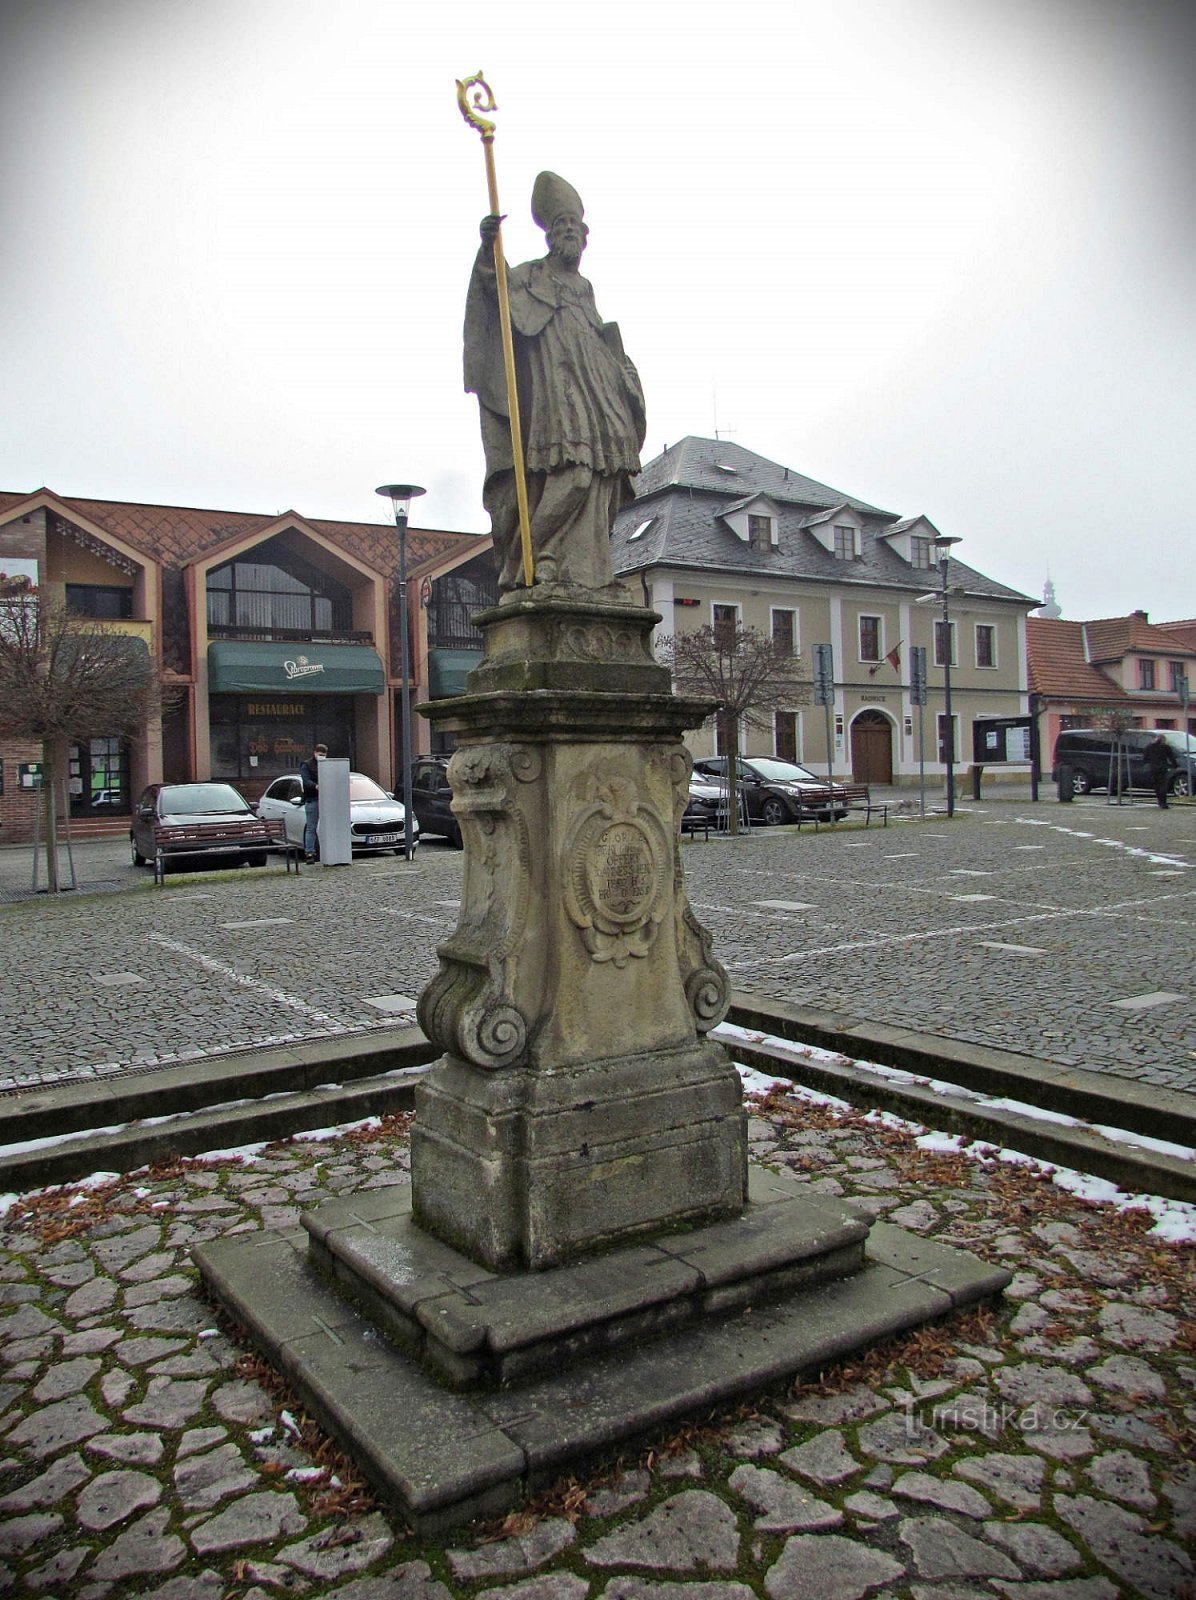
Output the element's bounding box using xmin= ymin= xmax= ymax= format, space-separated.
xmin=256 ymin=771 xmax=419 ymax=855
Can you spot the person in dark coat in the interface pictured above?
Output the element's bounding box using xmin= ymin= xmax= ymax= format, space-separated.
xmin=1144 ymin=734 xmax=1178 ymax=808
xmin=299 ymin=743 xmax=327 ymax=860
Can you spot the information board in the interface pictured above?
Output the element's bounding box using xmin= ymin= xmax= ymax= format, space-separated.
xmin=972 ymin=717 xmax=1034 ymax=765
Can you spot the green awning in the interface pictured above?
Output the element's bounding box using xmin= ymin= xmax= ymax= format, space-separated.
xmin=428 ymin=647 xmax=483 ymax=698
xmin=207 ymin=641 xmax=386 ymax=695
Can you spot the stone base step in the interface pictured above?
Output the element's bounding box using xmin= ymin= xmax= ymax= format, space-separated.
xmin=196 ymin=1177 xmax=1009 ymax=1536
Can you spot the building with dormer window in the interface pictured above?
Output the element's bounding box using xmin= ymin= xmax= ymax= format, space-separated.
xmin=0 ymin=488 xmax=494 ymax=842
xmin=611 ymin=438 xmax=1037 ymax=785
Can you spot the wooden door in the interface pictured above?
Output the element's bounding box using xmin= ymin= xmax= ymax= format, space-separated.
xmin=851 ymin=711 xmax=893 ymax=784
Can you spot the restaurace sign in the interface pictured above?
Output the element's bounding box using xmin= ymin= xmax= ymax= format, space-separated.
xmin=283 ymin=656 xmax=326 ymax=681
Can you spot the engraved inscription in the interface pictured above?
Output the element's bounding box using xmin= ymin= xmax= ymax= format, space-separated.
xmin=594 ymin=825 xmax=653 ymax=919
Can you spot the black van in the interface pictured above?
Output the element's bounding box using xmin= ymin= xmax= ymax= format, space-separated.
xmin=1052 ymin=728 xmax=1158 ymax=796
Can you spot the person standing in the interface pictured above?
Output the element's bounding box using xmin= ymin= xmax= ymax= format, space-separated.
xmin=1145 ymin=734 xmax=1178 ymax=809
xmin=299 ymin=743 xmax=327 ymax=861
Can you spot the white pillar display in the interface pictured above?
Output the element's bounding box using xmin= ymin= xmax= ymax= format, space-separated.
xmin=316 ymin=758 xmax=352 ymax=866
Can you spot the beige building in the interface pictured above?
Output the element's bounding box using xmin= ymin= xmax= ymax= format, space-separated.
xmin=612 ymin=439 xmax=1037 ymax=784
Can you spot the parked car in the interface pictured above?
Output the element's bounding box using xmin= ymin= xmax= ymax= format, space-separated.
xmin=409 ymin=758 xmax=461 ymax=847
xmin=1051 ymin=728 xmax=1189 ymax=796
xmin=130 ymin=782 xmax=270 ymax=869
xmin=692 ymin=757 xmax=850 ymax=824
xmin=256 ymin=772 xmax=419 ymax=854
xmin=681 ymin=774 xmax=735 ymax=832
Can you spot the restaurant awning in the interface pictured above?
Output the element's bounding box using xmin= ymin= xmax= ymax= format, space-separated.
xmin=428 ymin=647 xmax=483 ymax=699
xmin=207 ymin=641 xmax=386 ymax=696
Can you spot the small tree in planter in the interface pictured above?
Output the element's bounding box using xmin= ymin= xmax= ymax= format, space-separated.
xmin=661 ymin=623 xmax=807 ymax=835
xmin=0 ymin=574 xmax=169 ymax=890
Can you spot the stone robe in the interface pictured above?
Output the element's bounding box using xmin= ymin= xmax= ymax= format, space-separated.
xmin=465 ymin=246 xmax=646 ymax=591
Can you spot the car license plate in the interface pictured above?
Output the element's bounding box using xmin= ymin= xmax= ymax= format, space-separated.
xmin=365 ymin=833 xmax=400 ymax=845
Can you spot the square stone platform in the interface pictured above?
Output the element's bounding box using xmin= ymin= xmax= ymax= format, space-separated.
xmin=197 ymin=1168 xmax=1009 ymax=1534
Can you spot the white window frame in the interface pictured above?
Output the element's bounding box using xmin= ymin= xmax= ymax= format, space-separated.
xmin=773 ymin=708 xmax=802 ymax=763
xmin=934 ymin=618 xmax=957 ymax=668
xmin=770 ymin=606 xmax=799 ymax=657
xmin=974 ymin=622 xmax=997 ymax=669
xmin=833 ymin=524 xmax=860 ymax=561
xmin=858 ymin=613 xmax=883 ymax=664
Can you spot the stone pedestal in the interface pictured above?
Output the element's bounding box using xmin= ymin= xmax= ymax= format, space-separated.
xmin=195 ymin=585 xmax=1011 ymax=1536
xmin=410 ymin=591 xmax=745 ymax=1269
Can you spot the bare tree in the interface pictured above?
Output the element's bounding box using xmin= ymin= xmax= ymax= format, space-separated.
xmin=661 ymin=624 xmax=808 ymax=834
xmin=0 ymin=576 xmax=169 ymax=889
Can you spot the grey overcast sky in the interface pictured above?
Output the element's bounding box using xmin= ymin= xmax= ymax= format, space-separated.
xmin=2 ymin=0 xmax=1193 ymax=620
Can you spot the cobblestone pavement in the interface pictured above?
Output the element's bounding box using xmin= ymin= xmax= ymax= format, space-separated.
xmin=1 ymin=795 xmax=1193 ymax=1096
xmin=1 ymin=1080 xmax=1193 ymax=1598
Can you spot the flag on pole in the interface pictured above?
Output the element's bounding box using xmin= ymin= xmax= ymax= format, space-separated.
xmin=885 ymin=640 xmax=903 ymax=672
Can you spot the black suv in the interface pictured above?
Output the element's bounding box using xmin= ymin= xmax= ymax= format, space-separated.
xmin=1052 ymin=728 xmax=1161 ymax=796
xmin=409 ymin=757 xmax=461 ymax=847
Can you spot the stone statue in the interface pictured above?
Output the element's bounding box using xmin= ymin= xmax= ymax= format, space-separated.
xmin=464 ymin=171 xmax=646 ymax=593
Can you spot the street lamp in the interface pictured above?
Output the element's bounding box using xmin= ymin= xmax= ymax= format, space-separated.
xmin=932 ymin=535 xmax=963 ymax=817
xmin=376 ymin=483 xmax=426 ymax=862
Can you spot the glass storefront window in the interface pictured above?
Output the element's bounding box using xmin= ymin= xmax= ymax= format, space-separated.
xmin=209 ymin=695 xmax=356 ymax=781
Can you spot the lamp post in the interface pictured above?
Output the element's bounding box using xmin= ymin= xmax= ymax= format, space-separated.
xmin=376 ymin=483 xmax=426 ymax=861
xmin=932 ymin=535 xmax=963 ymax=817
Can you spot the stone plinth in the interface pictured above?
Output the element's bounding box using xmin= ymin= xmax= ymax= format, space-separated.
xmin=194 ymin=585 xmax=1012 ymax=1537
xmin=411 ymin=593 xmax=745 ymax=1270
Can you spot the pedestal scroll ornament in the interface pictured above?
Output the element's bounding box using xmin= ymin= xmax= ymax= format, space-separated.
xmin=416 ymin=743 xmax=537 ymax=1068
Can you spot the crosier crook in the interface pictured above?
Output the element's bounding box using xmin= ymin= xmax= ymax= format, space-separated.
xmin=456 ymin=72 xmax=535 ymax=589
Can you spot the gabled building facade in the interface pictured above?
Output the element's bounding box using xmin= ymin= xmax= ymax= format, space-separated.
xmin=0 ymin=488 xmax=493 ymax=842
xmin=612 ymin=438 xmax=1037 ymax=784
xmin=1027 ymin=610 xmax=1196 ymax=762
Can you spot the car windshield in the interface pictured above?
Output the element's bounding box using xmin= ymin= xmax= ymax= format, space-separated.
xmin=349 ymin=775 xmax=390 ymax=802
xmin=159 ymin=784 xmax=249 ymax=815
xmin=745 ymin=759 xmax=822 ymax=784
xmin=1159 ymin=732 xmax=1196 ymax=755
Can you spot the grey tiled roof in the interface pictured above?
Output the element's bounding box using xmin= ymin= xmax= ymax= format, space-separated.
xmin=632 ymin=437 xmax=892 ymax=514
xmin=614 ymin=438 xmax=1035 ymax=606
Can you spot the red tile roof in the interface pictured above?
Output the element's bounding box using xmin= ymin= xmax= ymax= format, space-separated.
xmin=0 ymin=489 xmax=485 ymax=576
xmin=1082 ymin=612 xmax=1192 ymax=661
xmin=1158 ymin=619 xmax=1196 ymax=652
xmin=1026 ymin=617 xmax=1125 ymax=702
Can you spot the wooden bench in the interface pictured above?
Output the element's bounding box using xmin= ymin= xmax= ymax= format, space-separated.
xmin=151 ymin=817 xmax=299 ymax=884
xmin=791 ymin=783 xmax=888 ymax=830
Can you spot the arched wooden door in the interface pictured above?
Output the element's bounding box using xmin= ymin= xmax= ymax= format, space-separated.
xmin=851 ymin=710 xmax=893 ymax=784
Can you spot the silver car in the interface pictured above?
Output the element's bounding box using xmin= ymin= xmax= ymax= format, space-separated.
xmin=256 ymin=772 xmax=419 ymax=855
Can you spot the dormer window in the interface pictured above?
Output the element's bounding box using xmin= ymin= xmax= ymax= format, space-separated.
xmin=834 ymin=525 xmax=859 ymax=560
xmin=910 ymin=536 xmax=933 ymax=569
xmin=748 ymin=514 xmax=773 ymax=552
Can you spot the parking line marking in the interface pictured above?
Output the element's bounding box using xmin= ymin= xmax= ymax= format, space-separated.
xmin=753 ymin=900 xmax=818 ymax=912
xmin=1109 ymin=991 xmax=1187 ymax=1011
xmin=361 ymin=994 xmax=419 ymax=1014
xmin=91 ymin=972 xmax=148 ymax=986
xmin=774 ymin=909 xmax=1075 ymax=962
xmin=148 ymin=934 xmax=345 ymax=1026
xmin=949 ymin=893 xmax=997 ymax=902
xmin=219 ymin=918 xmax=295 ymax=930
xmin=978 ymin=941 xmax=1046 ymax=955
